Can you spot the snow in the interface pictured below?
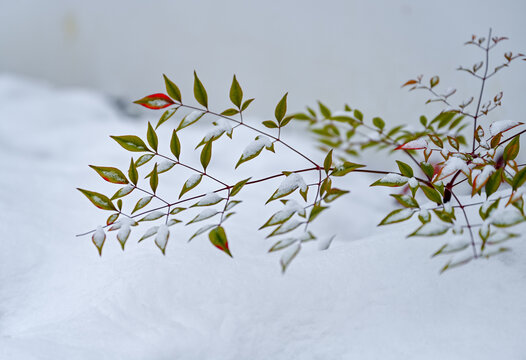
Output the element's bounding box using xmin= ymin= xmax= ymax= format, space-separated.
xmin=378 ymin=173 xmax=408 ymax=185
xmin=184 ymin=174 xmax=202 ymax=188
xmin=180 ymin=110 xmax=205 ymax=128
xmin=489 ymin=120 xmax=523 ymax=136
xmin=1 ymin=76 xmax=526 ymax=359
xmin=155 ymin=224 xmax=170 ymax=252
xmin=408 ymin=177 xmax=418 ymax=188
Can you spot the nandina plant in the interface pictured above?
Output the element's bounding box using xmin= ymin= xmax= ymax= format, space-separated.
xmin=78 ymin=30 xmax=526 ymax=273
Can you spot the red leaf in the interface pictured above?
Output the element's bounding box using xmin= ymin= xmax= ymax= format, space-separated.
xmin=401 ymin=79 xmax=418 ymax=87
xmin=133 ymin=93 xmax=175 ymax=109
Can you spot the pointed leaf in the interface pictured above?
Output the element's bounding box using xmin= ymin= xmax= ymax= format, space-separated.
xmin=89 ymin=165 xmax=128 ymax=184
xmin=111 ymin=135 xmax=149 ymax=152
xmin=229 ymin=75 xmax=243 ymax=108
xmin=163 ymin=74 xmax=182 ymax=102
xmin=208 ymin=226 xmax=232 ymax=257
xmin=274 ymin=93 xmax=288 ymax=123
xmin=200 ymin=141 xmax=212 ymax=171
xmin=78 ymin=188 xmax=116 ymax=211
xmin=193 ymin=71 xmax=208 ymax=108
xmin=147 ymin=122 xmax=158 ymax=151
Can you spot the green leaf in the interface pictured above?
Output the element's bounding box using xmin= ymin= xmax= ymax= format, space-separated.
xmin=188 ymin=224 xmax=216 ymax=242
xmin=396 ymin=160 xmax=413 ymax=178
xmin=229 ymin=75 xmax=243 ymax=108
xmin=353 ymin=109 xmax=363 ymax=121
xmin=503 ymin=136 xmax=520 ymax=162
xmin=378 ymin=208 xmax=415 ymax=225
xmin=280 ymin=115 xmax=294 ymax=127
xmin=111 ymin=135 xmax=149 ymax=152
xmin=274 ymin=93 xmax=288 ymax=123
xmin=323 ymin=149 xmax=333 ymax=174
xmin=318 ymin=101 xmax=331 ymax=118
xmin=77 ymin=188 xmax=116 ymax=211
xmin=262 ymin=120 xmax=278 ymax=129
xmin=170 ymin=130 xmax=181 ymax=160
xmin=150 ymin=163 xmax=158 ymax=193
xmin=230 ymin=177 xmax=251 ymax=197
xmin=370 ymin=174 xmax=408 ymax=187
xmin=147 ymin=122 xmax=158 ymax=151
xmin=331 ymin=161 xmax=365 ymax=176
xmin=323 ymin=188 xmax=349 ymax=203
xmin=512 ymin=167 xmax=526 ymax=190
xmin=89 ymin=165 xmax=128 ymax=184
xmin=308 ymin=205 xmax=328 ymax=222
xmin=163 ymin=74 xmax=182 ymax=102
xmin=179 ymin=174 xmax=202 ymax=198
xmin=193 ymin=71 xmax=208 ymax=108
xmin=221 ymin=108 xmax=239 ymax=116
xmin=421 ymin=185 xmax=442 ymax=204
xmin=128 ymin=158 xmax=138 ymax=185
xmin=135 ymin=154 xmax=154 ymax=167
xmin=269 ymin=238 xmax=298 ymax=252
xmin=420 ymin=162 xmax=435 ymax=179
xmin=241 ymin=98 xmax=255 ymax=111
xmin=485 ymin=168 xmax=502 ymax=197
xmin=156 ymin=107 xmax=177 ymax=129
xmin=372 ymin=117 xmax=385 ymax=130
xmin=200 ymin=141 xmax=212 ymax=171
xmin=209 ymin=226 xmax=232 ymax=257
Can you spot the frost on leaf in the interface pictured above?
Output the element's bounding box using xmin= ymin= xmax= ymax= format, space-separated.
xmin=395 ymin=138 xmax=428 ymax=150
xmin=266 ymin=174 xmax=307 ymax=203
xmin=489 ymin=120 xmax=523 ymax=136
xmin=435 ymin=156 xmax=470 ymax=181
xmin=92 ymin=226 xmax=106 ymax=256
xmin=236 ymin=136 xmax=274 ymax=168
xmin=155 ymin=224 xmax=170 ymax=254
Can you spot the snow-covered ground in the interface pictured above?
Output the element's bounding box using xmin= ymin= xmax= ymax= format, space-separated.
xmin=0 ymin=76 xmax=525 ymax=359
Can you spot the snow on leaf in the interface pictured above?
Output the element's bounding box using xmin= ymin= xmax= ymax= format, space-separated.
xmin=187 ymin=209 xmax=220 ymax=224
xmin=155 ymin=224 xmax=170 ymax=254
xmin=139 ymin=211 xmax=165 ymax=222
xmin=408 ymin=177 xmax=419 ymax=188
xmin=202 ymin=120 xmax=233 ymax=143
xmin=378 ymin=208 xmax=415 ymax=226
xmin=395 ymin=138 xmax=428 ymax=150
xmin=268 ymin=219 xmax=303 ymax=237
xmin=370 ymin=173 xmax=409 ymax=187
xmin=269 ymin=237 xmax=298 ymax=252
xmin=179 ymin=174 xmax=203 ymax=198
xmin=409 ymin=222 xmax=450 ymax=237
xmin=236 ymin=136 xmax=274 ymax=168
xmin=117 ymin=224 xmax=131 ymax=250
xmin=280 ymin=243 xmax=301 ymax=273
xmin=138 ymin=226 xmax=159 ymax=242
xmin=92 ymin=226 xmax=106 ymax=255
xmin=188 ymin=224 xmax=216 ymax=242
xmin=489 ymin=208 xmax=526 ymax=227
xmin=436 ymin=156 xmax=470 ymax=181
xmin=472 ymin=165 xmax=495 ymax=194
xmin=260 ymin=200 xmax=304 ymax=229
xmin=318 ymin=235 xmax=336 ymax=250
xmin=266 ymin=174 xmax=307 ymax=203
xmin=178 ymin=110 xmax=205 ymax=130
xmin=193 ymin=192 xmax=224 ymax=207
xmin=489 ymin=120 xmax=523 ymax=136
xmin=157 ymin=160 xmax=176 ymax=174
